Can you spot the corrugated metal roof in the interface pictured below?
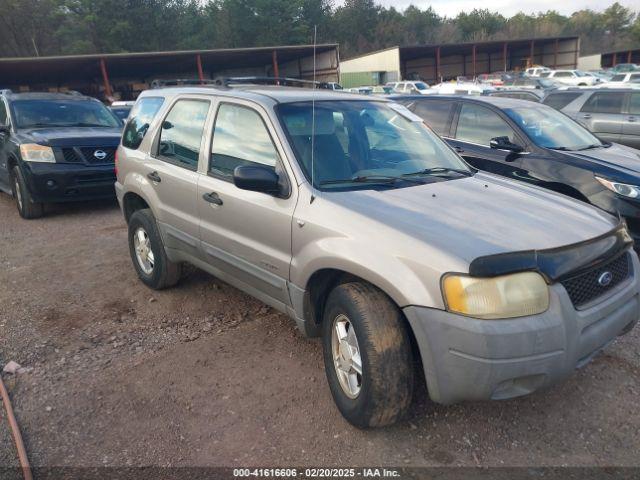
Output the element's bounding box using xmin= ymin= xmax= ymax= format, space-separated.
xmin=342 ymin=36 xmax=579 ymax=63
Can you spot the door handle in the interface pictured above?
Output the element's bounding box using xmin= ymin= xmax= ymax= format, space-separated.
xmin=629 ymin=116 xmax=637 ymax=122
xmin=147 ymin=171 xmax=161 ymax=183
xmin=202 ymin=191 xmax=223 ymax=206
xmin=453 ymin=146 xmax=465 ymax=153
xmin=582 ymin=114 xmax=592 ymax=119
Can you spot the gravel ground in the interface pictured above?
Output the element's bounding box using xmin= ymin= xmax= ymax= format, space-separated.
xmin=1 ymin=193 xmax=640 ymax=470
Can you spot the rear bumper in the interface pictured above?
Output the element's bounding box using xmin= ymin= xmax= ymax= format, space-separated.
xmin=22 ymin=162 xmax=116 ymax=203
xmin=405 ymin=249 xmax=640 ymax=404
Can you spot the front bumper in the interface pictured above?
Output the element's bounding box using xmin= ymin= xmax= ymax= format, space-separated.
xmin=589 ymin=191 xmax=640 ymax=247
xmin=405 ymin=250 xmax=640 ymax=404
xmin=22 ymin=162 xmax=116 ymax=203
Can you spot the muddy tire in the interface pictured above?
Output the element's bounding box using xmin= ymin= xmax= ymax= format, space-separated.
xmin=128 ymin=208 xmax=181 ymax=289
xmin=321 ymin=282 xmax=414 ymax=428
xmin=12 ymin=166 xmax=44 ymax=219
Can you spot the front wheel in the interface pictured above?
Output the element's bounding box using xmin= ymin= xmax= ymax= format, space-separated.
xmin=12 ymin=166 xmax=44 ymax=219
xmin=128 ymin=208 xmax=181 ymax=289
xmin=322 ymin=282 xmax=414 ymax=428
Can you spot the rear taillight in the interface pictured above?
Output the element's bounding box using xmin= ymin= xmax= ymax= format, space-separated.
xmin=114 ymin=149 xmax=119 ymax=178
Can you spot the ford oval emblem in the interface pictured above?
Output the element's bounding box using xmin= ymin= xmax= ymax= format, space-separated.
xmin=598 ymin=271 xmax=613 ymax=287
xmin=93 ymin=150 xmax=107 ymax=160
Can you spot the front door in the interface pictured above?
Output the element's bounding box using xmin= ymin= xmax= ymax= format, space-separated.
xmin=576 ymin=91 xmax=625 ymax=144
xmin=145 ymin=97 xmax=211 ymax=256
xmin=622 ymin=92 xmax=640 ymax=149
xmin=0 ymin=99 xmax=10 ymax=191
xmin=197 ymin=100 xmax=296 ymax=307
xmin=449 ymin=102 xmax=528 ymax=181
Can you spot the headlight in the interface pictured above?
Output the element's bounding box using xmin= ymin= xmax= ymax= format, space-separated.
xmin=19 ymin=144 xmax=56 ymax=163
xmin=595 ymin=176 xmax=640 ymax=199
xmin=442 ymin=271 xmax=549 ymax=319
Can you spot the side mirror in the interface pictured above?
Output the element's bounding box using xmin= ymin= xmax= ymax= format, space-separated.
xmin=162 ymin=121 xmax=173 ymax=130
xmin=490 ymin=136 xmax=523 ymax=153
xmin=233 ymin=165 xmax=281 ymax=195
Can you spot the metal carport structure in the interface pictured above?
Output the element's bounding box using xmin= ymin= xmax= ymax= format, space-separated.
xmin=0 ymin=44 xmax=340 ymax=101
xmin=340 ymin=36 xmax=579 ymax=87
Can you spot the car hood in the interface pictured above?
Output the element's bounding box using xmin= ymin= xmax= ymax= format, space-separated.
xmin=562 ymin=143 xmax=640 ymax=176
xmin=325 ymin=172 xmax=617 ymax=264
xmin=15 ymin=127 xmax=122 ymax=148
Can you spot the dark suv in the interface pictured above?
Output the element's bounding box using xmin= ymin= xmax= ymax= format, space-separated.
xmin=0 ymin=90 xmax=122 ymax=218
xmin=394 ymin=94 xmax=640 ymax=246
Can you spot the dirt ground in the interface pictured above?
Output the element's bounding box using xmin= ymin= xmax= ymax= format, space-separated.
xmin=1 ymin=192 xmax=640 ymax=472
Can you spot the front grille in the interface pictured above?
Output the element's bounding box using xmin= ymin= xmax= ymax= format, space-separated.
xmin=561 ymin=252 xmax=632 ymax=308
xmin=79 ymin=147 xmax=116 ymax=164
xmin=61 ymin=148 xmax=82 ymax=163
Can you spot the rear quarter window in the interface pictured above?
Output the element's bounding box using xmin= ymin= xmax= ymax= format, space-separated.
xmin=542 ymin=92 xmax=582 ymax=110
xmin=580 ymin=92 xmax=625 ymax=114
xmin=122 ymin=97 xmax=165 ymax=149
xmin=410 ymin=100 xmax=454 ymax=135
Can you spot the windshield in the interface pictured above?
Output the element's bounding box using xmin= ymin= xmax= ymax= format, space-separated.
xmin=414 ymin=82 xmax=428 ymax=90
xmin=277 ymin=100 xmax=471 ymax=191
xmin=110 ymin=107 xmax=131 ymax=122
xmin=11 ymin=99 xmax=121 ymax=129
xmin=504 ymin=106 xmax=603 ymax=151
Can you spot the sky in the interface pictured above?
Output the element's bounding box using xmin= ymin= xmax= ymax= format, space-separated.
xmin=370 ymin=0 xmax=640 ymax=17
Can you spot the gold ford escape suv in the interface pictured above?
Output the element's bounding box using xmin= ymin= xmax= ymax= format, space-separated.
xmin=115 ymin=81 xmax=639 ymax=428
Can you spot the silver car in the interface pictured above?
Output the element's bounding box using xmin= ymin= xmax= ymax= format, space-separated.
xmin=115 ymin=85 xmax=639 ymax=428
xmin=542 ymin=88 xmax=640 ymax=149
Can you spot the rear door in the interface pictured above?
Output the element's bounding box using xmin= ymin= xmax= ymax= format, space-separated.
xmin=145 ymin=96 xmax=211 ymax=257
xmin=621 ymin=91 xmax=640 ymax=149
xmin=448 ymin=102 xmax=529 ymax=181
xmin=197 ymin=99 xmax=296 ymax=307
xmin=577 ymin=91 xmax=625 ymax=144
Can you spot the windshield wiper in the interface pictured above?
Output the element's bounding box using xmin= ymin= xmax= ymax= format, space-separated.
xmin=320 ymin=175 xmax=426 ymax=186
xmin=403 ymin=167 xmax=472 ymax=177
xmin=545 ymin=146 xmax=573 ymax=151
xmin=576 ymin=143 xmax=605 ymax=151
xmin=68 ymin=122 xmax=112 ymax=128
xmin=20 ymin=123 xmax=71 ymax=128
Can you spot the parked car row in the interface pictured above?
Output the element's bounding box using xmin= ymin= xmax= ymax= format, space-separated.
xmin=1 ymin=81 xmax=638 ymax=429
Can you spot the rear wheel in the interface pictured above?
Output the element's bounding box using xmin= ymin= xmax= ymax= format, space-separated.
xmin=322 ymin=282 xmax=414 ymax=428
xmin=128 ymin=208 xmax=181 ymax=289
xmin=12 ymin=166 xmax=44 ymax=219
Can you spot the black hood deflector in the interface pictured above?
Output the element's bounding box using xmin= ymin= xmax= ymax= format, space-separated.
xmin=469 ymin=222 xmax=632 ymax=281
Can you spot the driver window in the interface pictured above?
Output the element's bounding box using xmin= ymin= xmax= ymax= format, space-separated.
xmin=455 ymin=103 xmax=516 ymax=146
xmin=210 ymin=103 xmax=280 ymax=178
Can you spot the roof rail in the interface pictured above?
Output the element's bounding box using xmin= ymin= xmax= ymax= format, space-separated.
xmin=213 ymin=76 xmax=319 ymax=88
xmin=150 ymin=78 xmax=218 ymax=89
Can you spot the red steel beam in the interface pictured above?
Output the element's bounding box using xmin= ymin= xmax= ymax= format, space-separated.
xmin=628 ymin=51 xmax=633 ymax=63
xmin=530 ymin=40 xmax=535 ymax=67
xmin=272 ymin=50 xmax=280 ymax=79
xmin=196 ymin=54 xmax=204 ymax=83
xmin=99 ymin=58 xmax=113 ymax=99
xmin=472 ymin=44 xmax=476 ymax=77
xmin=435 ymin=46 xmax=441 ymax=83
xmin=503 ymin=42 xmax=507 ymax=71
